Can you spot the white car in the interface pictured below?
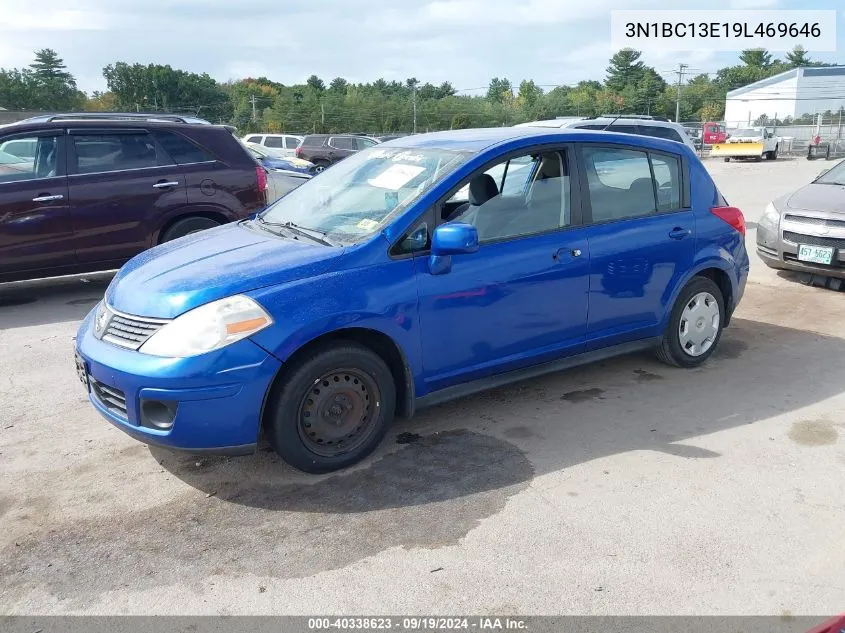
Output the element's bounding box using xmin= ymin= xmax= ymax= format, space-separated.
xmin=241 ymin=133 xmax=303 ymax=158
xmin=517 ymin=116 xmax=697 ymax=151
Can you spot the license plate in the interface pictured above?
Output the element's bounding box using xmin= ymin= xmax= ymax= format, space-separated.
xmin=74 ymin=351 xmax=89 ymax=390
xmin=797 ymin=244 xmax=834 ymax=265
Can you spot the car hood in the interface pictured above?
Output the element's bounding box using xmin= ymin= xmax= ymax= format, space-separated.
xmin=784 ymin=183 xmax=845 ymax=214
xmin=106 ymin=222 xmax=343 ymax=318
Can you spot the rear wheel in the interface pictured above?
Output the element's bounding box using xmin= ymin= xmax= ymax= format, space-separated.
xmin=656 ymin=277 xmax=725 ymax=368
xmin=160 ymin=216 xmax=221 ymax=243
xmin=313 ymin=160 xmax=330 ymax=173
xmin=266 ymin=342 xmax=395 ymax=473
xmin=723 ymin=157 xmax=731 ymax=162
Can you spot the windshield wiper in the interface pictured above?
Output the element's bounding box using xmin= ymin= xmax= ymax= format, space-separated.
xmin=255 ymin=216 xmax=337 ymax=246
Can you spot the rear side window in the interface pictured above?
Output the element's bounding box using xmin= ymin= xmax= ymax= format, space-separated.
xmin=651 ymin=154 xmax=682 ymax=211
xmin=264 ymin=136 xmax=284 ymax=148
xmin=582 ymin=147 xmax=655 ymax=222
xmin=330 ymin=136 xmax=356 ymax=150
xmin=72 ymin=132 xmax=172 ymax=174
xmin=246 ymin=136 xmax=262 ymax=144
xmin=154 ymin=131 xmax=214 ymax=164
xmin=640 ymin=125 xmax=683 ymax=143
xmin=301 ymin=136 xmax=324 ymax=147
xmin=285 ymin=136 xmax=301 ymax=149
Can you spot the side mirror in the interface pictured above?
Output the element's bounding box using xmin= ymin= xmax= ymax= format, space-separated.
xmin=431 ymin=223 xmax=479 ymax=255
xmin=429 ymin=223 xmax=479 ymax=275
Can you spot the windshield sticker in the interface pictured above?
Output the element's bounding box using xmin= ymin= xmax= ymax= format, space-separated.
xmin=356 ymin=218 xmax=380 ymax=231
xmin=368 ymin=163 xmax=425 ymax=190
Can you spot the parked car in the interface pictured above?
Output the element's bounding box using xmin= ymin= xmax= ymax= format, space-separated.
xmin=0 ymin=112 xmax=268 ymax=283
xmin=245 ymin=144 xmax=316 ymax=174
xmin=75 ymin=126 xmax=748 ymax=473
xmin=240 ymin=133 xmax=302 ymax=158
xmin=518 ymin=116 xmax=697 ymax=151
xmin=296 ymin=134 xmax=379 ymax=171
xmin=757 ymin=158 xmax=845 ymax=282
xmin=711 ymin=127 xmax=780 ymax=162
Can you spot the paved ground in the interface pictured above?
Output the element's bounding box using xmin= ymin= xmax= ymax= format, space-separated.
xmin=1 ymin=157 xmax=844 ymax=615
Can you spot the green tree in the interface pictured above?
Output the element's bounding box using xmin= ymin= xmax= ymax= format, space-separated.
xmin=328 ymin=77 xmax=348 ymax=94
xmin=486 ymin=77 xmax=513 ymax=103
xmin=605 ymin=48 xmax=645 ymax=92
xmin=517 ymin=79 xmax=543 ymax=109
xmin=306 ymin=75 xmax=325 ymax=92
xmin=26 ymin=49 xmax=84 ymax=110
xmin=451 ymin=113 xmax=471 ymax=129
xmin=30 ymin=49 xmax=73 ymax=82
xmin=739 ymin=48 xmax=773 ymax=68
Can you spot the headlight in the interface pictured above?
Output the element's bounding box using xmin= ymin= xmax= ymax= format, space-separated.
xmin=140 ymin=295 xmax=273 ymax=358
xmin=93 ymin=301 xmax=111 ymax=339
xmin=761 ymin=202 xmax=781 ymax=228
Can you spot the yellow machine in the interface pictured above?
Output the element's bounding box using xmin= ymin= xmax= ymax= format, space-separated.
xmin=710 ymin=142 xmax=765 ymax=158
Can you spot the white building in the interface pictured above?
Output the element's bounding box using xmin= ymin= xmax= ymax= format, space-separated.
xmin=724 ymin=66 xmax=845 ymax=126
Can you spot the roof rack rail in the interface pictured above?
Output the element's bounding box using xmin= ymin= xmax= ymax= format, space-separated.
xmin=39 ymin=112 xmax=212 ymax=124
xmin=596 ymin=114 xmax=658 ymax=120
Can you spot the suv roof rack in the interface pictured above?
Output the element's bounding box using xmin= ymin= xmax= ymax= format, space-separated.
xmin=23 ymin=112 xmax=212 ymax=125
xmin=591 ymin=114 xmax=659 ymax=120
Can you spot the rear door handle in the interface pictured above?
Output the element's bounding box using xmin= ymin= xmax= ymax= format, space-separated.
xmin=32 ymin=194 xmax=64 ymax=202
xmin=669 ymin=227 xmax=691 ymax=240
xmin=153 ymin=181 xmax=179 ymax=189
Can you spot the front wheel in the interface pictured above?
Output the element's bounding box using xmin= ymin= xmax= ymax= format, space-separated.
xmin=266 ymin=342 xmax=396 ymax=473
xmin=656 ymin=277 xmax=725 ymax=368
xmin=313 ymin=160 xmax=330 ymax=173
xmin=160 ymin=216 xmax=221 ymax=243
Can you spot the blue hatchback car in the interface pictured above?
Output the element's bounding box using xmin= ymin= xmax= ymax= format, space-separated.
xmin=75 ymin=127 xmax=749 ymax=473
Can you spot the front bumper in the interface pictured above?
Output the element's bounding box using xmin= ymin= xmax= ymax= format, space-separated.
xmin=75 ymin=308 xmax=282 ymax=453
xmin=757 ymin=221 xmax=845 ymax=280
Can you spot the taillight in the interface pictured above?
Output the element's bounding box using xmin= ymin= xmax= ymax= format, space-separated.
xmin=255 ymin=165 xmax=267 ymax=193
xmin=295 ymin=146 xmax=302 ymax=158
xmin=711 ymin=206 xmax=745 ymax=237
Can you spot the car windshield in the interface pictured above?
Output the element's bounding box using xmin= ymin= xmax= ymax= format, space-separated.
xmin=815 ymin=160 xmax=845 ymax=185
xmin=732 ymin=129 xmax=761 ymax=137
xmin=259 ymin=146 xmax=470 ymax=244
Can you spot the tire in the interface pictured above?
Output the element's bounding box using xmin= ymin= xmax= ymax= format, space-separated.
xmin=771 ymin=145 xmax=778 ymax=160
xmin=723 ymin=157 xmax=731 ymax=162
xmin=160 ymin=216 xmax=221 ymax=243
xmin=266 ymin=342 xmax=396 ymax=473
xmin=313 ymin=160 xmax=330 ymax=173
xmin=656 ymin=277 xmax=725 ymax=368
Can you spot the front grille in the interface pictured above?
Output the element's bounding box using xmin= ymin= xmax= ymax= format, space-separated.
xmin=103 ymin=312 xmax=168 ymax=350
xmin=90 ymin=378 xmax=128 ymax=419
xmin=782 ymin=231 xmax=845 ymax=250
xmin=784 ymin=214 xmax=845 ymax=229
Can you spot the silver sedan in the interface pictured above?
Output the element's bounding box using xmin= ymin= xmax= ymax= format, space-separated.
xmin=757 ymin=158 xmax=845 ymax=282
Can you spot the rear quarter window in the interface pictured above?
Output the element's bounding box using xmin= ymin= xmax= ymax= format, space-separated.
xmin=154 ymin=131 xmax=215 ymax=164
xmin=641 ymin=125 xmax=684 ymax=143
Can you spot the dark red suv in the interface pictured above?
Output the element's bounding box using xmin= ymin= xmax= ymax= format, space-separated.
xmin=0 ymin=113 xmax=268 ymax=283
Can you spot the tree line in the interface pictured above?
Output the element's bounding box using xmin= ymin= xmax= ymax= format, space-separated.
xmin=0 ymin=46 xmax=838 ymax=134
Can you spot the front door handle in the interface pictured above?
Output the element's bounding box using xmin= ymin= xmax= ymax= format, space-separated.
xmin=153 ymin=181 xmax=179 ymax=189
xmin=32 ymin=194 xmax=64 ymax=202
xmin=669 ymin=227 xmax=691 ymax=240
xmin=553 ymin=247 xmax=583 ymax=261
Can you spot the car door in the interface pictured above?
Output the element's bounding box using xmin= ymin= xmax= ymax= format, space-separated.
xmin=0 ymin=131 xmax=73 ymax=281
xmin=577 ymin=143 xmax=694 ymax=350
xmin=66 ymin=128 xmax=187 ymax=266
xmin=414 ymin=146 xmax=590 ymax=392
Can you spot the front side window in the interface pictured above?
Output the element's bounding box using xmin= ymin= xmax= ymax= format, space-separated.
xmin=246 ymin=136 xmax=262 ymax=144
xmin=259 ymin=146 xmax=470 ymax=244
xmin=357 ymin=137 xmax=378 ymax=150
xmin=0 ymin=135 xmax=61 ymax=184
xmin=583 ymin=147 xmax=655 ymax=222
xmin=451 ymin=150 xmax=571 ymax=243
xmin=285 ymin=137 xmax=302 ymax=149
xmin=72 ymin=132 xmax=170 ymax=174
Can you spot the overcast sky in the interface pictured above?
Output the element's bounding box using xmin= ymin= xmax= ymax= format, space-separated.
xmin=2 ymin=0 xmax=843 ymax=95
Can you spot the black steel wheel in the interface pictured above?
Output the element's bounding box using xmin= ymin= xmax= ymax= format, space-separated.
xmin=266 ymin=342 xmax=395 ymax=473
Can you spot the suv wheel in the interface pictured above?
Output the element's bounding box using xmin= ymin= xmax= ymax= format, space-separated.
xmin=160 ymin=217 xmax=221 ymax=243
xmin=313 ymin=160 xmax=330 ymax=173
xmin=266 ymin=342 xmax=395 ymax=473
xmin=656 ymin=277 xmax=725 ymax=368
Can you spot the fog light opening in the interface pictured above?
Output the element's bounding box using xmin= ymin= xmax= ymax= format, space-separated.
xmin=140 ymin=399 xmax=177 ymax=430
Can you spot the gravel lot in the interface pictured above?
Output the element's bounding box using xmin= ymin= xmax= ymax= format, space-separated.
xmin=1 ymin=157 xmax=844 ymax=615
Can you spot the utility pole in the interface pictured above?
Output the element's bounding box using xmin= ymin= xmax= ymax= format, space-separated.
xmin=250 ymin=94 xmax=257 ymax=122
xmin=674 ymin=63 xmax=688 ymax=123
xmin=321 ymin=102 xmax=325 ymax=130
xmin=412 ymin=83 xmax=417 ymax=134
